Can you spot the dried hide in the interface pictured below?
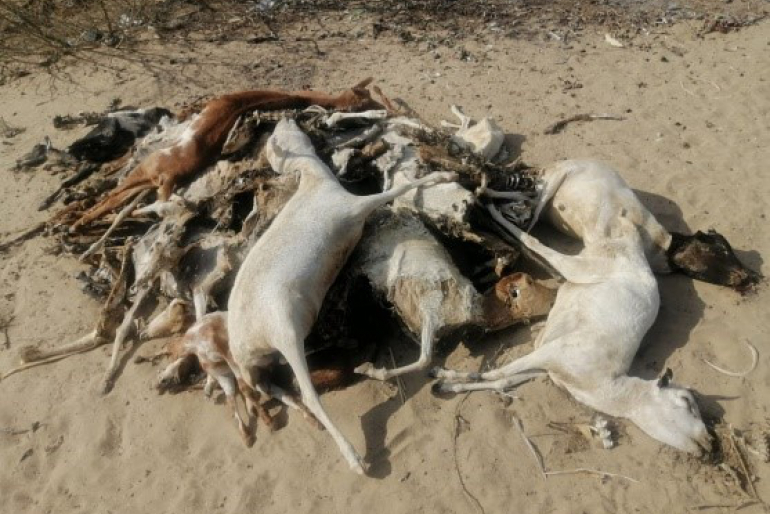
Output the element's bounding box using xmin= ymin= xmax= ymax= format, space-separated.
xmin=68 ymin=108 xmax=173 ymax=163
xmin=354 ymin=209 xmax=483 ymax=340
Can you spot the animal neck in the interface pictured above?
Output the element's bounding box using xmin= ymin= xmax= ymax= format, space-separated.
xmin=568 ymin=375 xmax=652 ymax=419
xmin=196 ymin=88 xmax=364 ymax=152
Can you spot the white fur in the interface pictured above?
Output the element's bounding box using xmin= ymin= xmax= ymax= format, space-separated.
xmin=227 ymin=119 xmax=456 ymax=474
xmin=528 ymin=160 xmax=673 ymax=273
xmin=434 ymin=204 xmax=711 ymax=455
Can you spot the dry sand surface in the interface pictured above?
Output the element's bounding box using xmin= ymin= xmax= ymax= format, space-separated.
xmin=0 ymin=12 xmax=769 ymax=514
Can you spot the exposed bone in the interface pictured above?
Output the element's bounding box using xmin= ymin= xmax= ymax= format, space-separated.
xmin=1 ymin=241 xmax=133 ymax=381
xmin=80 ymin=189 xmax=150 ymax=261
xmin=324 ymin=110 xmax=388 ymax=128
xmin=703 ymin=340 xmax=758 ymax=377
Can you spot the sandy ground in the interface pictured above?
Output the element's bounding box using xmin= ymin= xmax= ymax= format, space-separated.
xmin=0 ymin=15 xmax=769 ymax=514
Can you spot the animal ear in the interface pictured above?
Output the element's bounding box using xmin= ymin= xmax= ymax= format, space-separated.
xmin=353 ymin=77 xmax=374 ymax=89
xmin=657 ymin=368 xmax=673 ymax=388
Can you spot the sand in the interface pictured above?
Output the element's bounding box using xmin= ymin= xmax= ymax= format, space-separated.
xmin=0 ymin=15 xmax=768 ymax=514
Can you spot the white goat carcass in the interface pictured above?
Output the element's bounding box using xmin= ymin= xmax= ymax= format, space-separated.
xmin=434 ymin=206 xmax=712 ymax=455
xmin=227 ymin=118 xmax=457 ymax=474
xmin=527 ymin=160 xmax=759 ymax=290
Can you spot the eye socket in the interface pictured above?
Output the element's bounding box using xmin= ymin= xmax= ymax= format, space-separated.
xmin=675 ymin=393 xmax=698 ymax=416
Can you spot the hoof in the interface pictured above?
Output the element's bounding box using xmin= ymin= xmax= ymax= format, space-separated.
xmin=428 ymin=366 xmax=442 ymax=379
xmin=350 ymin=458 xmax=368 ymax=476
xmin=242 ymin=434 xmax=256 ymax=448
xmin=431 ymin=382 xmax=446 ymax=396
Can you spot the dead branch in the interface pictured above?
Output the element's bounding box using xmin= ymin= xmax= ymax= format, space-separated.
xmin=80 ymin=189 xmax=149 ymax=261
xmin=544 ymin=114 xmax=625 ymax=135
xmin=544 ymin=468 xmax=639 ymax=483
xmin=511 ymin=411 xmax=546 ymax=479
xmin=0 ymin=222 xmax=46 ymax=253
xmin=729 ymin=427 xmax=759 ymax=499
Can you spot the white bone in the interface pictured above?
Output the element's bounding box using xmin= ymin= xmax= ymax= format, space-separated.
xmin=324 ymin=109 xmax=388 ymax=128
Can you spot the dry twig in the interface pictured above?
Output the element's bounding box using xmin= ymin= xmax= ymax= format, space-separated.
xmin=453 ymin=393 xmax=485 ymax=514
xmin=544 ymin=114 xmax=625 ymax=135
xmin=511 ymin=411 xmax=546 ymax=479
xmin=544 ymin=468 xmax=639 ymax=483
xmin=729 ymin=428 xmax=758 ymax=499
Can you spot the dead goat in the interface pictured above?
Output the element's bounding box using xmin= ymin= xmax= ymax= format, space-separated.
xmin=67 ymin=107 xmax=173 ymax=163
xmin=526 ymin=160 xmax=761 ymax=292
xmin=434 ymin=207 xmax=712 ymax=455
xmin=71 ymin=79 xmax=383 ymax=230
xmin=227 ymin=118 xmax=457 ymax=474
xmin=157 ymin=312 xmax=277 ymax=446
xmin=353 ymin=210 xmax=555 ymax=381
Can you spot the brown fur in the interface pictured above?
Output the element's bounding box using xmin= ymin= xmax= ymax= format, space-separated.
xmin=481 ymin=273 xmax=556 ymax=331
xmin=71 ymin=79 xmax=382 ymax=230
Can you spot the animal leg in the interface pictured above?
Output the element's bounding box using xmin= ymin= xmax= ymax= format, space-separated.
xmin=433 ymin=344 xmax=553 ymax=382
xmin=71 ymin=180 xmax=152 ymax=230
xmin=433 ymin=372 xmax=542 ymax=394
xmin=102 ymin=284 xmax=155 ymax=394
xmin=237 ymin=378 xmax=276 ymax=431
xmin=79 ymin=189 xmax=150 ymax=261
xmin=254 ymin=382 xmax=323 ymax=430
xmin=354 ymin=171 xmax=458 ymax=216
xmin=488 ymin=204 xmax=607 ymax=284
xmin=157 ymin=356 xmax=189 ymax=388
xmin=220 ymin=374 xmax=254 ymax=446
xmin=203 ymin=375 xmax=218 ymax=397
xmin=355 ymin=311 xmax=435 ymax=380
xmin=279 ymin=342 xmax=365 ymax=474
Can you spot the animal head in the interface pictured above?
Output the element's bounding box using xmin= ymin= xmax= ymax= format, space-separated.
xmin=221 ymin=115 xmax=256 ymax=155
xmin=668 ymin=230 xmax=761 ymax=292
xmin=495 ymin=272 xmax=556 ymax=320
xmin=335 ymin=78 xmax=384 ymax=112
xmin=631 ymin=369 xmax=711 ymax=455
